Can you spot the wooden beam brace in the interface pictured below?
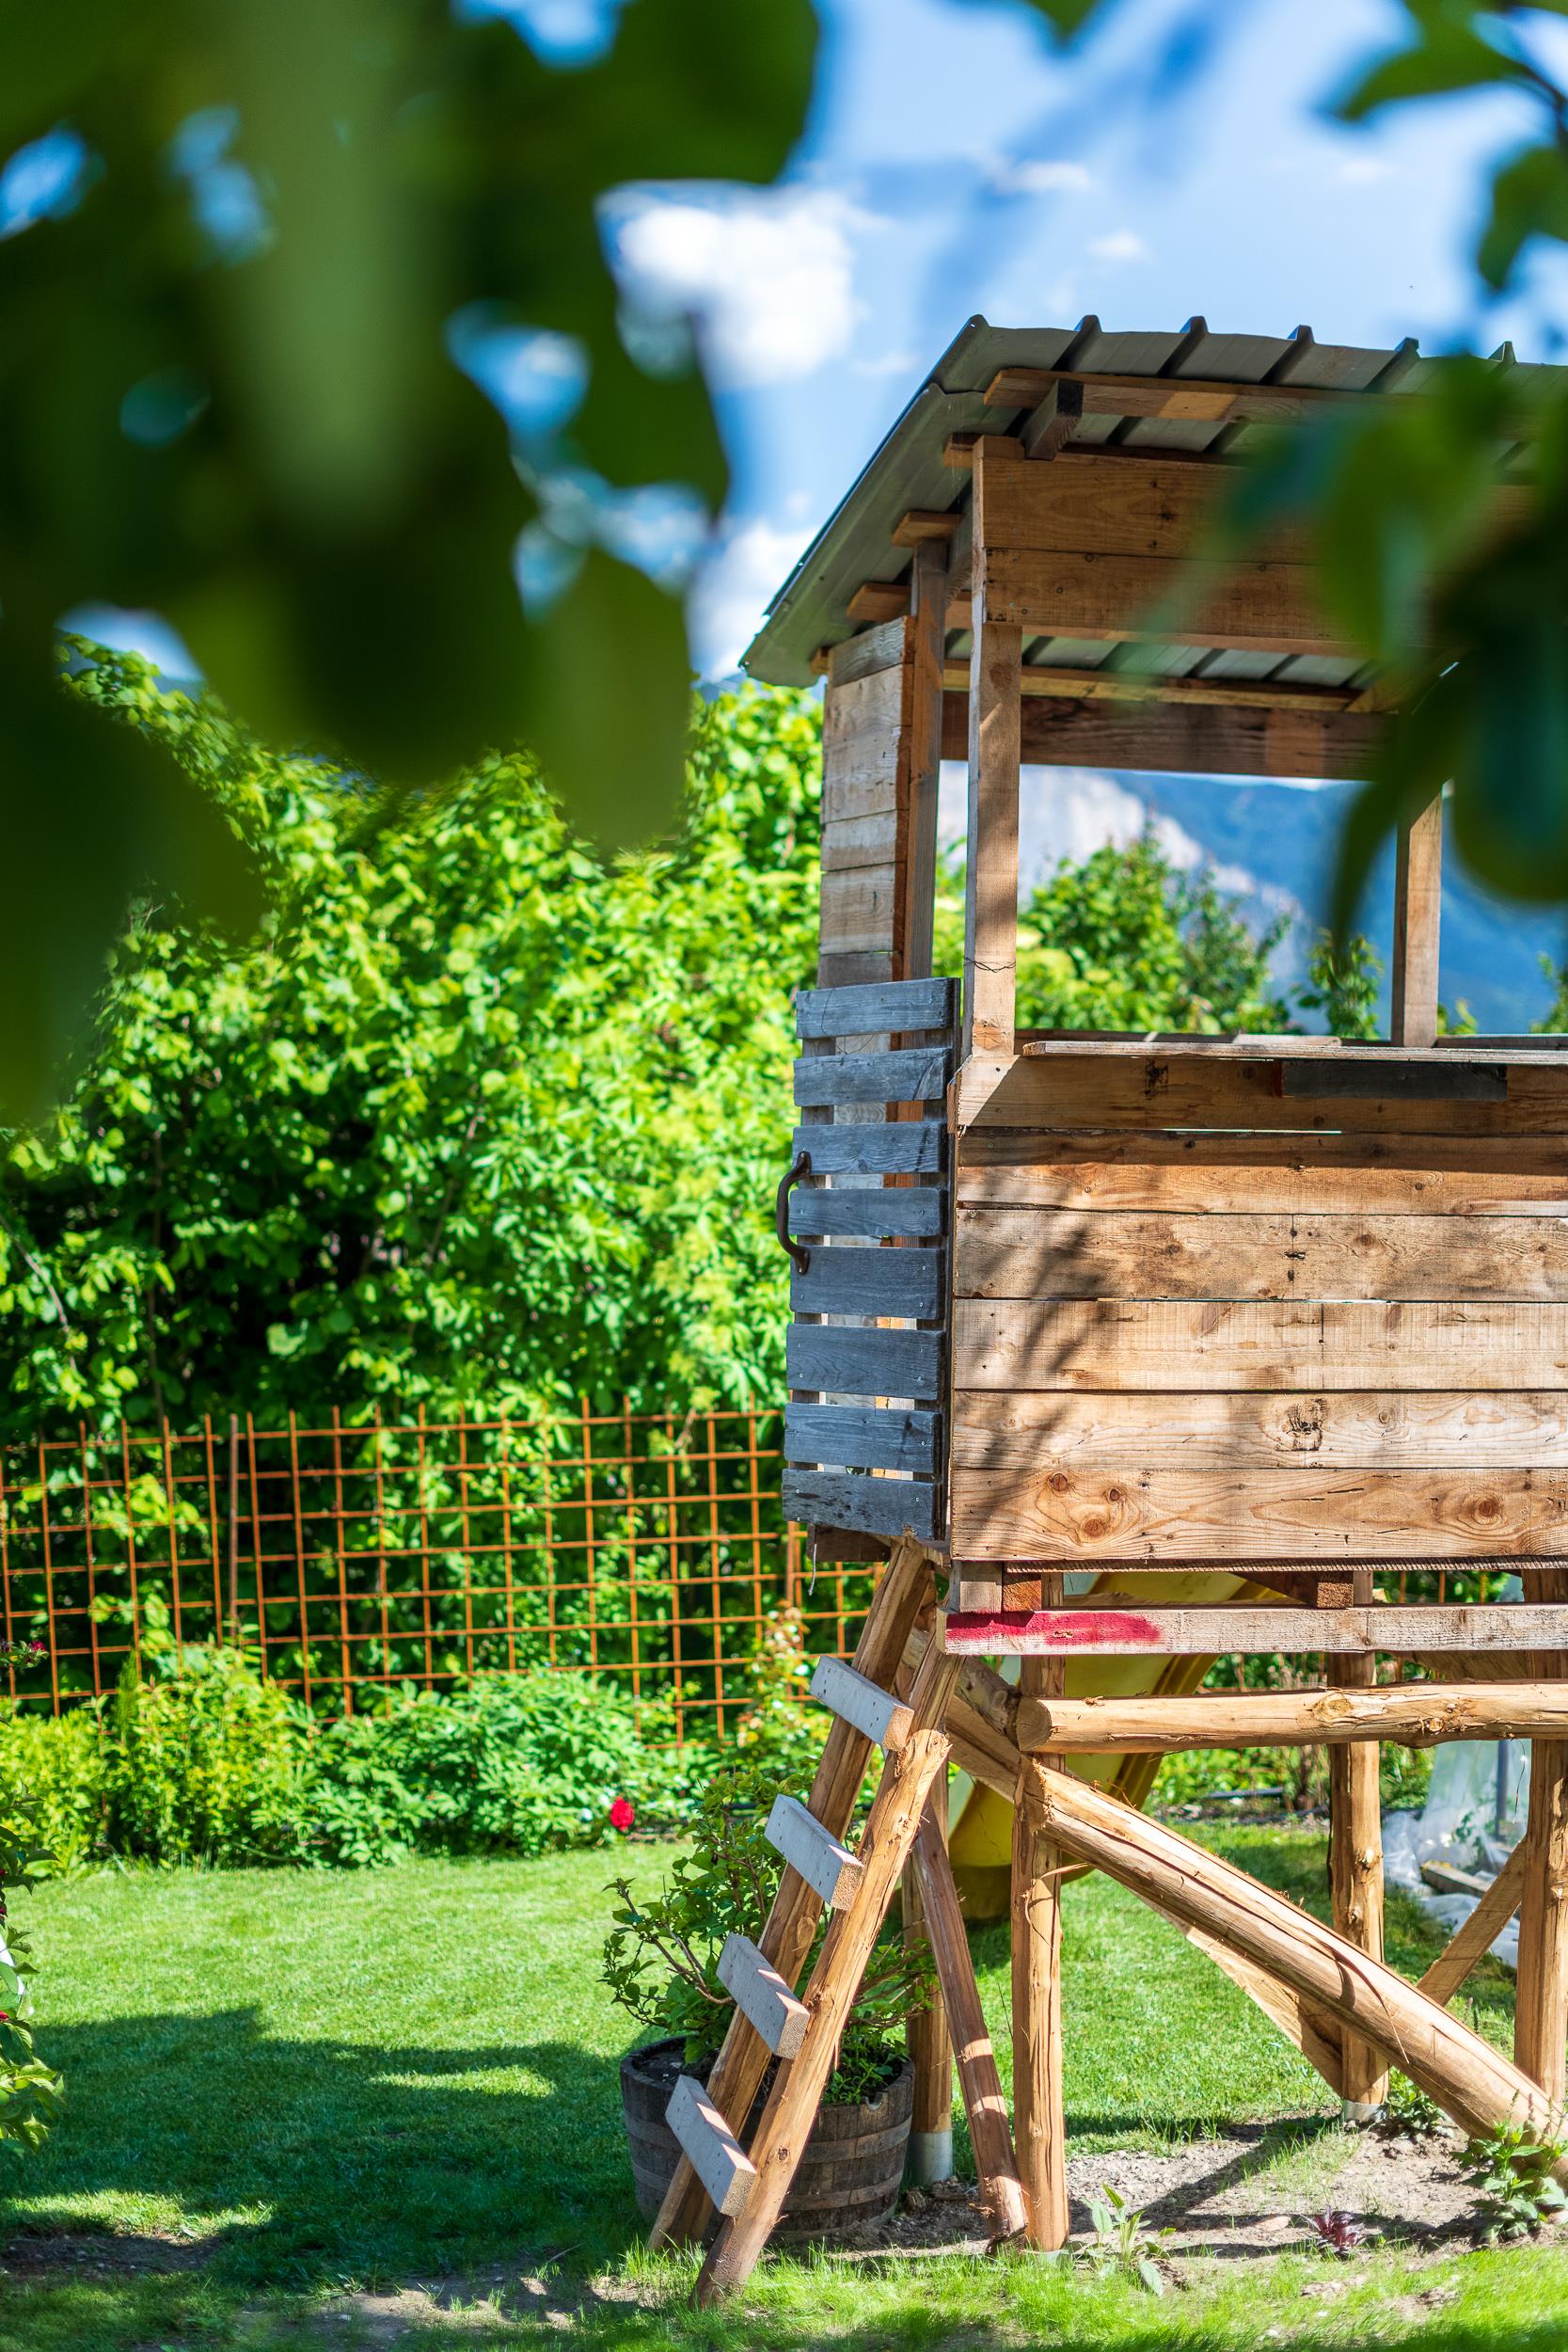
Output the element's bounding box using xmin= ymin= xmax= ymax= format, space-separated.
xmin=894 ymin=508 xmax=962 ymax=548
xmin=1418 ymin=1843 xmax=1527 ymax=2010
xmin=946 ymin=1605 xmax=1568 ymax=1659
xmin=1017 ymin=1684 xmax=1568 ymax=1754
xmin=963 ymin=437 xmax=1022 ymax=1058
xmin=1026 ymin=1762 xmax=1568 ymax=2167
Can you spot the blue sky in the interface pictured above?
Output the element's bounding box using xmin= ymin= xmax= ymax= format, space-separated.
xmin=636 ymin=0 xmax=1568 ymax=673
xmin=35 ymin=0 xmax=1568 ymax=684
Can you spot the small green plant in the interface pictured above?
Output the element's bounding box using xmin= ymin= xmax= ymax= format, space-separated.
xmin=1083 ymin=2183 xmax=1168 ymax=2296
xmin=601 ymin=1750 xmax=929 ymax=2101
xmin=1461 ymin=2119 xmax=1568 ymax=2243
xmin=0 ymin=1803 xmax=65 ymax=2154
xmin=1383 ymin=2072 xmax=1445 ymax=2140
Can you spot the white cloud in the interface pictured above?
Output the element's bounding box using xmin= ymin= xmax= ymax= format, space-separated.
xmin=1338 ymin=153 xmax=1396 ymax=185
xmin=990 ymin=157 xmax=1094 ymax=198
xmin=689 ymin=515 xmax=808 ymax=679
xmin=853 ymin=347 xmax=920 ymax=378
xmin=609 ymin=186 xmax=877 ymax=389
xmin=1087 ymin=229 xmax=1148 ymax=263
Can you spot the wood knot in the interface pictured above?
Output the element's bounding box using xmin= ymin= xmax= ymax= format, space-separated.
xmin=1048 ymin=1472 xmax=1069 ymax=1495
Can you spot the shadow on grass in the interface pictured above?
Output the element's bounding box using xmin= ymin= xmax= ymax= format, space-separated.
xmin=3 ymin=2010 xmax=643 ymax=2287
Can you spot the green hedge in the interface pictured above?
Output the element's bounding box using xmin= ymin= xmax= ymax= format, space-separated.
xmin=0 ymin=1648 xmax=712 ymax=1870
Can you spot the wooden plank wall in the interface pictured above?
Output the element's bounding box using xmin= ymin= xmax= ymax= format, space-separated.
xmin=819 ymin=624 xmax=913 ymax=986
xmin=945 ymin=1058 xmax=1568 ymax=1584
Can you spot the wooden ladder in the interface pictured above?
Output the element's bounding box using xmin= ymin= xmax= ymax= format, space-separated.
xmin=648 ymin=1538 xmax=1029 ymax=2302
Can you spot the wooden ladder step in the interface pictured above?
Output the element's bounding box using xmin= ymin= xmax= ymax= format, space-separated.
xmin=717 ymin=1933 xmax=810 ymax=2058
xmin=665 ymin=2073 xmax=758 ymax=2220
xmin=810 ymin=1656 xmax=913 ymax=1752
xmin=765 ymin=1794 xmax=863 ymax=1910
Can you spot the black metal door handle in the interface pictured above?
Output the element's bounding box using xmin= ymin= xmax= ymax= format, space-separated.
xmin=775 ymin=1149 xmax=811 ymax=1274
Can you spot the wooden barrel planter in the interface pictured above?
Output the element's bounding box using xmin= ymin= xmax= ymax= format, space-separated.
xmin=621 ymin=2038 xmax=913 ymax=2240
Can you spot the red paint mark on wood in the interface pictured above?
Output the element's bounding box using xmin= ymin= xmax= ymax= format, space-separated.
xmin=946 ymin=1610 xmax=1162 ymax=1652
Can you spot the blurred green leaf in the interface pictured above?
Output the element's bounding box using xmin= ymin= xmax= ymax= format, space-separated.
xmin=1478 ymin=143 xmax=1568 ymax=290
xmin=0 ymin=639 xmax=261 ymax=1121
xmin=1335 ymin=10 xmax=1528 ymax=120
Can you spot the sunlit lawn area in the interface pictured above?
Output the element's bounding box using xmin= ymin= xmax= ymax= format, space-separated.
xmin=3 ymin=1826 xmax=1567 ymax=2349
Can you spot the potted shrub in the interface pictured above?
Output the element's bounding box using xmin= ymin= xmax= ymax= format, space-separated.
xmin=604 ymin=1752 xmax=927 ymax=2242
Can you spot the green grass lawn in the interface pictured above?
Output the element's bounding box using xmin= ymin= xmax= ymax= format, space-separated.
xmin=1 ymin=1823 xmax=1565 ymax=2349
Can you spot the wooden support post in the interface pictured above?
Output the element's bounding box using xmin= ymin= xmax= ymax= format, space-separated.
xmin=911 ymin=1801 xmax=1029 ymax=2239
xmin=1390 ymin=788 xmax=1443 ymax=1048
xmin=1029 ymin=1763 xmax=1568 ymax=2167
xmin=1012 ymin=1655 xmax=1068 ymax=2249
xmin=1515 ymin=1565 xmax=1568 ymax=2102
xmin=903 ymin=539 xmax=947 ymax=983
xmin=904 ymin=1766 xmax=953 ymax=2184
xmin=962 ymin=439 xmax=1022 ymax=1059
xmin=1328 ymin=1571 xmax=1386 ymax=2117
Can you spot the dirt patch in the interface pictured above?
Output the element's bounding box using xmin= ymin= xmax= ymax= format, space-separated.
xmin=830 ymin=2118 xmax=1492 ymax=2265
xmin=0 ymin=2226 xmax=215 ymax=2277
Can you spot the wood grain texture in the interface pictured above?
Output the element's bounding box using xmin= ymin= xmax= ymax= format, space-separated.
xmin=790 ymin=1245 xmax=945 ymax=1321
xmin=1329 ymin=1597 xmax=1386 ymax=2111
xmin=809 ymin=1656 xmax=913 ymax=1752
xmin=951 ymin=1390 xmax=1568 ymax=1470
xmin=964 ymin=438 xmax=1022 ymax=1060
xmin=953 ymin=1205 xmax=1568 ymax=1304
xmin=716 ymin=1933 xmax=811 ymax=2060
xmin=903 ymin=1767 xmax=952 ymax=2185
xmin=983 ymin=448 xmax=1301 ymax=561
xmin=1392 ymin=792 xmax=1444 ymax=1050
xmin=1016 ymin=1685 xmax=1568 ymax=1753
xmin=794 ymin=1120 xmax=944 ymax=1178
xmin=953 ymin=1050 xmax=1568 ymax=1136
xmin=785 ymin=1323 xmax=944 ymax=1405
xmin=942 ymin=688 xmax=1386 ymax=782
xmin=785 ymin=1404 xmax=941 ymax=1476
xmin=782 ymin=1468 xmax=941 ymax=1544
xmin=764 ymin=1794 xmax=863 ymax=1911
xmin=983 ymin=547 xmax=1351 ymax=657
xmin=905 ymin=540 xmax=947 ymax=981
xmin=911 ymin=1803 xmax=1030 ymax=2240
xmin=794 ymin=1046 xmax=950 ymax=1109
xmin=827 ymin=618 xmax=911 ymax=686
xmin=951 ymin=1297 xmax=1568 ymax=1394
xmin=796 ymin=977 xmax=957 ymax=1041
xmin=791 ymin=1184 xmax=945 ymax=1240
xmin=953 ymin=1131 xmax=1568 ymax=1216
xmin=1012 ymin=1643 xmax=1068 ymax=2249
xmin=1514 ymin=1564 xmax=1568 ymax=2102
xmin=944 ymin=1605 xmax=1568 ymax=1657
xmin=948 ymin=1463 xmax=1568 ymax=1562
xmin=665 ymin=2074 xmax=758 ymax=2219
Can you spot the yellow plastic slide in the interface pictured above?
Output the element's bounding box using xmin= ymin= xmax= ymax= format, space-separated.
xmin=947 ymin=1568 xmax=1258 ymax=1917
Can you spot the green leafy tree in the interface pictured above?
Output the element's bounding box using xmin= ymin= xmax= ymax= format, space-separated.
xmin=934 ymin=828 xmax=1291 ymax=1033
xmin=0 ymin=651 xmax=820 ymax=1435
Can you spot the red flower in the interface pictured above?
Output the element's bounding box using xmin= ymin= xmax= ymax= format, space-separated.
xmin=609 ymin=1797 xmax=635 ymax=1833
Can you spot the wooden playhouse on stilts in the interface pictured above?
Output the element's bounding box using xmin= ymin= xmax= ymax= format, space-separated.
xmin=650 ymin=318 xmax=1568 ymax=2297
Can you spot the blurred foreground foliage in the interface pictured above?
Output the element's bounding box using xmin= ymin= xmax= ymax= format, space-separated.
xmin=1024 ymin=0 xmax=1568 ymax=928
xmin=0 ymin=0 xmax=818 ymax=1117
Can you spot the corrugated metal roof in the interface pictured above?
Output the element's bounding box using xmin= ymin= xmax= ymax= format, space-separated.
xmin=740 ymin=314 xmax=1548 ymax=691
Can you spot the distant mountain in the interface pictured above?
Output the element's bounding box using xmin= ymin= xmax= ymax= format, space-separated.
xmin=938 ymin=762 xmax=1568 ymax=1034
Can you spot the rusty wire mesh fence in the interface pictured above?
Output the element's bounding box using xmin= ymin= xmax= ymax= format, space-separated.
xmin=0 ymin=1406 xmax=876 ymax=1741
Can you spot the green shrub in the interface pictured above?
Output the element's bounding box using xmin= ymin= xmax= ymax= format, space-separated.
xmin=306 ymin=1672 xmax=702 ymax=1866
xmin=0 ymin=1704 xmax=111 ymax=1871
xmin=105 ymin=1647 xmax=312 ymax=1865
